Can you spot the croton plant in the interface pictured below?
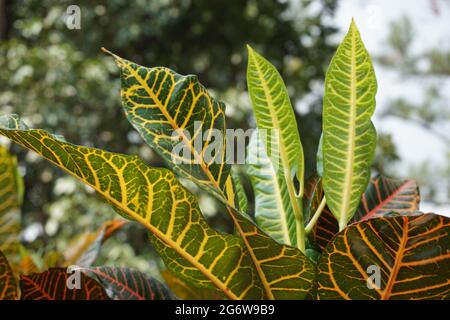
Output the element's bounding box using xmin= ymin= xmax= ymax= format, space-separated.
xmin=0 ymin=20 xmax=448 ymax=300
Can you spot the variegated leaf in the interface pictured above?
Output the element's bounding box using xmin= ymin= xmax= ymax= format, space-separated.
xmin=318 ymin=214 xmax=450 ymax=300
xmin=0 ymin=145 xmax=23 ymax=256
xmin=322 ymin=19 xmax=377 ymax=230
xmin=0 ymin=114 xmax=263 ymax=300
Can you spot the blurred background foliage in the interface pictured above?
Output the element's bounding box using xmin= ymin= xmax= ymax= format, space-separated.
xmin=0 ymin=0 xmax=448 ymax=276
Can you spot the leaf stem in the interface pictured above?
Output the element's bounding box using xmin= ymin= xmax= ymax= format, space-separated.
xmin=286 ymin=176 xmax=305 ymax=253
xmin=305 ymin=196 xmax=327 ymax=234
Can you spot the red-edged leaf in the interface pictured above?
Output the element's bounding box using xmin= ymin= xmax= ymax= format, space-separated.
xmin=353 ymin=175 xmax=419 ymax=222
xmin=87 ymin=267 xmax=173 ymax=300
xmin=303 ymin=175 xmax=338 ymax=251
xmin=304 ymin=175 xmax=421 ymax=251
xmin=318 ymin=213 xmax=450 ymax=300
xmin=0 ymin=251 xmax=18 ymax=300
xmin=20 ymin=268 xmax=109 ymax=300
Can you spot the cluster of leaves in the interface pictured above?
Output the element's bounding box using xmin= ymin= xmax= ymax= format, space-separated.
xmin=0 ymin=20 xmax=449 ymax=300
xmin=1 ymin=0 xmax=338 ymax=240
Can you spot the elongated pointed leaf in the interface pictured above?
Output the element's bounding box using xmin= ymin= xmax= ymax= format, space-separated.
xmin=103 ymin=48 xmax=240 ymax=210
xmin=246 ymin=46 xmax=305 ymax=251
xmin=20 ymin=268 xmax=109 ymax=300
xmin=87 ymin=267 xmax=173 ymax=300
xmin=354 ymin=175 xmax=419 ymax=222
xmin=0 ymin=145 xmax=23 ymax=255
xmin=247 ymin=132 xmax=296 ymax=246
xmin=246 ymin=46 xmax=304 ymax=186
xmin=0 ymin=251 xmax=18 ymax=300
xmin=0 ymin=115 xmax=263 ymax=300
xmin=106 ymin=52 xmax=316 ymax=299
xmin=318 ymin=214 xmax=450 ymax=300
xmin=322 ymin=20 xmax=377 ymax=230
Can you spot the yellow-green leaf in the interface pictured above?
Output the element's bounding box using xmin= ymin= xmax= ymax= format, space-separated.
xmin=0 ymin=145 xmax=23 ymax=256
xmin=246 ymin=46 xmax=305 ymax=251
xmin=322 ymin=19 xmax=377 ymax=230
xmin=246 ymin=132 xmax=297 ymax=246
xmin=0 ymin=114 xmax=263 ymax=300
xmin=102 ymin=48 xmax=240 ymax=211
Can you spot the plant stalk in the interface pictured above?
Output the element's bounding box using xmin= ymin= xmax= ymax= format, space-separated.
xmin=305 ymin=196 xmax=327 ymax=234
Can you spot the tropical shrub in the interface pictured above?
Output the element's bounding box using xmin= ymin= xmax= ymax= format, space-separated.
xmin=0 ymin=20 xmax=448 ymax=300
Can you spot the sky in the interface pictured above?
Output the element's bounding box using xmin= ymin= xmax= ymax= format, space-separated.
xmin=331 ymin=0 xmax=450 ymax=215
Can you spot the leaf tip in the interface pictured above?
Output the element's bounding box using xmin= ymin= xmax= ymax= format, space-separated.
xmin=349 ymin=17 xmax=360 ymax=33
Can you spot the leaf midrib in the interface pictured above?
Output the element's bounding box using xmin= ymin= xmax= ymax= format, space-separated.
xmin=249 ymin=50 xmax=304 ymax=251
xmin=360 ymin=180 xmax=415 ymax=222
xmin=340 ymin=26 xmax=357 ymax=231
xmin=4 ymin=130 xmax=240 ymax=300
xmin=381 ymin=217 xmax=408 ymax=299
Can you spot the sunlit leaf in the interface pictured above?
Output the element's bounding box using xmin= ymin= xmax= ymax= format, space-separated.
xmin=102 ymin=48 xmax=241 ymax=210
xmin=318 ymin=213 xmax=450 ymax=300
xmin=322 ymin=19 xmax=377 ymax=230
xmin=246 ymin=46 xmax=305 ymax=251
xmin=246 ymin=132 xmax=296 ymax=246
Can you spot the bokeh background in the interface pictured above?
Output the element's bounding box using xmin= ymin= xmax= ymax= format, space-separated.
xmin=1 ymin=0 xmax=449 ymax=275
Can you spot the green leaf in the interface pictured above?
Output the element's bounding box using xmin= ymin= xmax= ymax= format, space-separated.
xmin=105 ymin=52 xmax=316 ymax=299
xmin=322 ymin=19 xmax=377 ymax=231
xmin=246 ymin=132 xmax=296 ymax=246
xmin=246 ymin=46 xmax=304 ymax=187
xmin=102 ymin=48 xmax=239 ymax=210
xmin=318 ymin=213 xmax=450 ymax=299
xmin=87 ymin=267 xmax=173 ymax=300
xmin=20 ymin=268 xmax=110 ymax=300
xmin=246 ymin=46 xmax=305 ymax=251
xmin=231 ymin=169 xmax=248 ymax=214
xmin=0 ymin=251 xmax=18 ymax=300
xmin=353 ymin=175 xmax=419 ymax=222
xmin=316 ymin=134 xmax=324 ymax=177
xmin=0 ymin=114 xmax=264 ymax=300
xmin=0 ymin=145 xmax=23 ymax=256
